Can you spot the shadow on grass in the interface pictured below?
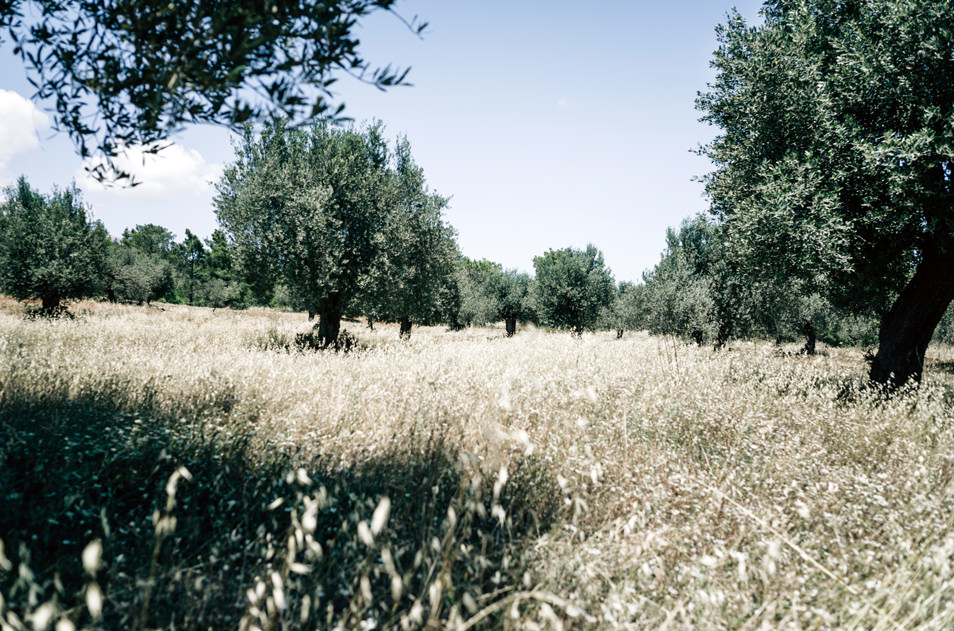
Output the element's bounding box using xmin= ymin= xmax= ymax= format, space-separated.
xmin=931 ymin=360 xmax=954 ymax=375
xmin=0 ymin=398 xmax=561 ymax=631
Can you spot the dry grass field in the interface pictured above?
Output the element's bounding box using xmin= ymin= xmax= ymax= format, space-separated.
xmin=2 ymin=299 xmax=954 ymax=630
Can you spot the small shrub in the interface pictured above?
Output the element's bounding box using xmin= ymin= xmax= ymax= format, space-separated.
xmin=251 ymin=327 xmax=293 ymax=352
xmin=295 ymin=328 xmax=361 ymax=352
xmin=23 ymin=304 xmax=75 ymax=319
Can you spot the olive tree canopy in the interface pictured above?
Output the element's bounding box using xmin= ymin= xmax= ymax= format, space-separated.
xmin=1 ymin=0 xmax=422 ymax=178
xmin=532 ymin=244 xmax=615 ymax=335
xmin=0 ymin=177 xmax=110 ymax=311
xmin=698 ymin=0 xmax=954 ymax=387
xmin=215 ymin=119 xmax=392 ymax=347
xmin=358 ymin=137 xmax=458 ymax=338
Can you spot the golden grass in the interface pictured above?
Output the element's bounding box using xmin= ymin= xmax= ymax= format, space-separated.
xmin=2 ymin=301 xmax=954 ymax=630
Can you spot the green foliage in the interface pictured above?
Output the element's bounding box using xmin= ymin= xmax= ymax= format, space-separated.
xmin=1 ymin=0 xmax=423 ymax=177
xmin=641 ymin=264 xmax=714 ymax=343
xmin=175 ymin=229 xmax=207 ymax=306
xmin=599 ymin=281 xmax=647 ymax=337
xmin=641 ymin=215 xmax=880 ymax=349
xmin=641 ymin=216 xmax=737 ymax=343
xmin=218 ymin=123 xmax=461 ymax=336
xmin=448 ymin=259 xmax=533 ymax=334
xmin=121 ymin=223 xmax=177 ymax=261
xmin=698 ymin=0 xmax=954 ymax=383
xmin=108 ymin=244 xmax=174 ymax=305
xmin=531 ymin=244 xmax=615 ymax=334
xmin=358 ymin=137 xmax=459 ymax=336
xmin=485 ymin=268 xmax=532 ymax=322
xmin=117 ymin=224 xmax=253 ymax=309
xmin=215 ymin=119 xmax=395 ymax=345
xmin=0 ymin=177 xmax=109 ymax=311
xmin=200 ymin=278 xmax=249 ymax=310
xmin=451 ymin=257 xmax=503 ymax=328
xmin=204 ymin=230 xmax=233 ymax=281
xmin=269 ymin=283 xmax=309 ymax=313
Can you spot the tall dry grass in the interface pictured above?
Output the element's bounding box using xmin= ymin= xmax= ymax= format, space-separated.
xmin=2 ymin=300 xmax=954 ymax=630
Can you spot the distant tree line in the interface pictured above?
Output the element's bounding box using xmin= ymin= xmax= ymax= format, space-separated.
xmin=9 ymin=165 xmax=947 ymax=355
xmin=636 ymin=214 xmax=883 ymax=351
xmin=0 ymin=178 xmax=275 ymax=313
xmin=0 ymin=167 xmax=639 ymax=341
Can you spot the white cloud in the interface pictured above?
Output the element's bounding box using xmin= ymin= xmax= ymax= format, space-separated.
xmin=556 ymin=97 xmax=570 ymax=109
xmin=79 ymin=142 xmax=222 ymax=200
xmin=0 ymin=89 xmax=50 ymax=174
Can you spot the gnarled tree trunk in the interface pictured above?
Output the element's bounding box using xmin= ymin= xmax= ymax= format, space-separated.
xmin=715 ymin=321 xmax=732 ymax=349
xmin=41 ymin=294 xmax=60 ymax=312
xmin=870 ymin=243 xmax=954 ymax=388
xmin=316 ymin=292 xmax=342 ymax=348
xmin=505 ymin=317 xmax=517 ymax=337
xmin=802 ymin=321 xmax=816 ymax=355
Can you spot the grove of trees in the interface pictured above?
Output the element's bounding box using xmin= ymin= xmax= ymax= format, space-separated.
xmin=110 ymin=224 xmax=246 ymax=308
xmin=10 ymin=160 xmax=943 ymax=362
xmin=5 ymin=0 xmax=954 ymax=390
xmin=637 ymin=214 xmax=881 ymax=352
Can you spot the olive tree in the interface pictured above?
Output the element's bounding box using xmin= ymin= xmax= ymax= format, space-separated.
xmin=0 ymin=177 xmax=110 ymax=312
xmin=531 ymin=244 xmax=615 ymax=335
xmin=600 ymin=281 xmax=647 ymax=339
xmin=215 ymin=119 xmax=392 ymax=347
xmin=452 ymin=257 xmax=503 ymax=328
xmin=359 ymin=137 xmax=458 ymax=339
xmin=484 ymin=268 xmax=533 ymax=337
xmin=698 ymin=0 xmax=954 ymax=386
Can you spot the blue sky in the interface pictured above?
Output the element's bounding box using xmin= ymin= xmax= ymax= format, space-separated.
xmin=0 ymin=1 xmax=765 ymax=283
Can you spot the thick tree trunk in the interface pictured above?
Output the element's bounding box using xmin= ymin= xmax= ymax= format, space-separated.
xmin=505 ymin=317 xmax=517 ymax=337
xmin=715 ymin=321 xmax=732 ymax=349
xmin=399 ymin=319 xmax=412 ymax=339
xmin=41 ymin=294 xmax=60 ymax=312
xmin=317 ymin=293 xmax=342 ymax=348
xmin=188 ymin=263 xmax=196 ymax=306
xmin=802 ymin=321 xmax=817 ymax=355
xmin=870 ymin=244 xmax=954 ymax=388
